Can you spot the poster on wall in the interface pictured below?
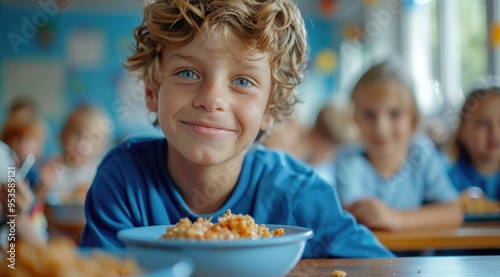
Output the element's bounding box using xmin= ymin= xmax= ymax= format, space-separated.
xmin=2 ymin=59 xmax=64 ymax=116
xmin=66 ymin=27 xmax=106 ymax=69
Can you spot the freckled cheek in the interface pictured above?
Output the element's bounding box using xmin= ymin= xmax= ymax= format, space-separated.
xmin=158 ymin=94 xmax=186 ymax=120
xmin=246 ymin=106 xmax=262 ymax=122
xmin=239 ymin=105 xmax=266 ymax=132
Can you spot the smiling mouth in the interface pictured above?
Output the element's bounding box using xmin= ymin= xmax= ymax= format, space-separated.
xmin=181 ymin=121 xmax=233 ymax=137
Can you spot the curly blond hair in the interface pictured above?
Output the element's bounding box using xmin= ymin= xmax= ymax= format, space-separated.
xmin=125 ymin=0 xmax=308 ymax=124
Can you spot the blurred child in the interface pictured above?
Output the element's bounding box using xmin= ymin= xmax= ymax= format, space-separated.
xmin=1 ymin=97 xmax=39 ymax=129
xmin=0 ymin=99 xmax=48 ymax=247
xmin=80 ymin=0 xmax=393 ymax=258
xmin=448 ymin=86 xmax=500 ymax=200
xmin=1 ymin=120 xmax=45 ymax=166
xmin=265 ymin=104 xmax=358 ymax=184
xmin=39 ymin=106 xmax=112 ymax=204
xmin=307 ymin=104 xmax=358 ymax=184
xmin=264 ymin=104 xmax=358 ymax=177
xmin=0 ymin=141 xmax=47 ymax=248
xmin=305 ymin=104 xmax=358 ymax=164
xmin=335 ymin=62 xmax=463 ymax=232
xmin=0 ymin=105 xmax=46 ymax=188
xmin=264 ymin=105 xmax=358 ymax=185
xmin=262 ymin=117 xmax=309 ymax=160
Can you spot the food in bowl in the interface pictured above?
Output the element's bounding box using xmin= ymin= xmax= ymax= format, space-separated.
xmin=0 ymin=238 xmax=142 ymax=277
xmin=161 ymin=209 xmax=285 ymax=240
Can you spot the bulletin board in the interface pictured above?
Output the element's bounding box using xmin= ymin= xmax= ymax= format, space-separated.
xmin=2 ymin=59 xmax=64 ymax=117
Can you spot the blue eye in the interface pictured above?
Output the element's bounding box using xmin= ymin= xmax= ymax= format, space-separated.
xmin=177 ymin=69 xmax=199 ymax=79
xmin=232 ymin=77 xmax=253 ymax=88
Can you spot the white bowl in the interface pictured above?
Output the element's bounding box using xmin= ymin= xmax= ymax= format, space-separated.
xmin=118 ymin=224 xmax=313 ymax=277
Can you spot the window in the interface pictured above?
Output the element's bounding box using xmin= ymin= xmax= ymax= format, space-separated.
xmin=459 ymin=0 xmax=487 ymax=92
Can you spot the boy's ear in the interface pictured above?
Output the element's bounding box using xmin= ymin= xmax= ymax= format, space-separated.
xmin=260 ymin=109 xmax=274 ymax=131
xmin=144 ymin=78 xmax=159 ymax=112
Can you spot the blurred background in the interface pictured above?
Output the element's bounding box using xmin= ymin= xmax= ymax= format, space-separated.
xmin=0 ymin=0 xmax=499 ymax=157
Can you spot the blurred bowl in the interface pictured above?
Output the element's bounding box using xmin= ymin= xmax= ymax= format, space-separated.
xmin=118 ymin=224 xmax=313 ymax=277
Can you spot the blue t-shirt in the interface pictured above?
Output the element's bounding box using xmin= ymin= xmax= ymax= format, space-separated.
xmin=335 ymin=135 xmax=458 ymax=209
xmin=448 ymin=154 xmax=500 ymax=200
xmin=80 ymin=138 xmax=392 ymax=258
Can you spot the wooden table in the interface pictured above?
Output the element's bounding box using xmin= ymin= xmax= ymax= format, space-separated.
xmin=44 ymin=204 xmax=86 ymax=245
xmin=287 ymin=256 xmax=500 ymax=276
xmin=373 ymin=221 xmax=500 ymax=251
xmin=46 ymin=219 xmax=85 ymax=245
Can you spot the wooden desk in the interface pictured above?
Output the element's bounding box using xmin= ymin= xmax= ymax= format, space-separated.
xmin=46 ymin=219 xmax=85 ymax=245
xmin=374 ymin=221 xmax=500 ymax=251
xmin=44 ymin=204 xmax=86 ymax=245
xmin=287 ymin=256 xmax=500 ymax=277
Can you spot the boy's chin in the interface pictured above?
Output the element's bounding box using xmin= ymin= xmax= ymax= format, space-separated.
xmin=176 ymin=148 xmax=247 ymax=167
xmin=367 ymin=142 xmax=392 ymax=150
xmin=368 ymin=142 xmax=405 ymax=155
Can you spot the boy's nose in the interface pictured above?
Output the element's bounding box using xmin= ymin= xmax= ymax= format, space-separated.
xmin=192 ymin=81 xmax=229 ymax=112
xmin=374 ymin=117 xmax=390 ymax=135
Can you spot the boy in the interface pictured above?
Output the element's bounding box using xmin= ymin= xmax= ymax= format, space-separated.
xmin=81 ymin=0 xmax=393 ymax=258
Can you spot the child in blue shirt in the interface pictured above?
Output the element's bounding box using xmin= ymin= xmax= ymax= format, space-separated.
xmin=335 ymin=62 xmax=463 ymax=232
xmin=447 ymin=86 xmax=500 ymax=200
xmin=80 ymin=0 xmax=392 ymax=258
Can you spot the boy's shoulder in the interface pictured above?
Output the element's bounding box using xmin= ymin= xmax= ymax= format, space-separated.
xmin=246 ymin=145 xmax=332 ymax=194
xmin=248 ymin=145 xmax=316 ymax=178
